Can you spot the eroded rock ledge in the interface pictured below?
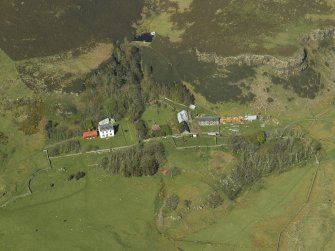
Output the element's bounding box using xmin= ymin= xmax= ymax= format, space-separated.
xmin=195 ymin=48 xmax=308 ymax=76
xmin=300 ymin=27 xmax=335 ymax=42
xmin=195 ymin=27 xmax=335 ymax=76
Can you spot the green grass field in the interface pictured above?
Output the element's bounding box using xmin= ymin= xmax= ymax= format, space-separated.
xmin=141 ymin=103 xmax=177 ymax=130
xmin=176 ymin=165 xmax=316 ymax=250
xmin=0 ymin=49 xmax=46 ymax=205
xmin=0 ymin=154 xmax=175 ymax=251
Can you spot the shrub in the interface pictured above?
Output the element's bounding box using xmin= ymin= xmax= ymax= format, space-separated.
xmin=74 ymin=171 xmax=86 ymax=180
xmin=165 ymin=194 xmax=179 ymax=212
xmin=267 ymin=97 xmax=274 ymax=103
xmin=48 ymin=139 xmax=80 ymax=157
xmin=169 ymin=166 xmax=181 ymax=177
xmin=68 ymin=171 xmax=86 ymax=181
xmin=99 ymin=142 xmax=165 ymax=177
xmin=184 ymin=200 xmax=192 ymax=209
xmin=208 ymin=193 xmax=224 ymax=208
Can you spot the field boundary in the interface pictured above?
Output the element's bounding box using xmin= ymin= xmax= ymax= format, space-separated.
xmin=276 ymin=162 xmax=320 ymax=251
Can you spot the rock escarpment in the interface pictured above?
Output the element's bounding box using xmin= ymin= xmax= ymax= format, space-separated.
xmin=195 ymin=48 xmax=308 ymax=76
xmin=195 ymin=27 xmax=335 ymax=77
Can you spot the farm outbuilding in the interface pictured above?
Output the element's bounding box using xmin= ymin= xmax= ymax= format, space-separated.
xmin=180 ymin=121 xmax=191 ymax=134
xmin=220 ymin=116 xmax=244 ymax=124
xmin=197 ymin=116 xmax=220 ymax=126
xmin=245 ymin=115 xmax=258 ymax=121
xmin=177 ymin=110 xmax=189 ymax=123
xmin=83 ymin=130 xmax=98 ymax=139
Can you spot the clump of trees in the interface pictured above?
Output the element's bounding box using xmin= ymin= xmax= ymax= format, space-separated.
xmin=149 ymin=124 xmax=173 ymax=138
xmin=135 ymin=119 xmax=148 ymax=140
xmin=98 ymin=142 xmax=165 ymax=177
xmin=207 ymin=192 xmax=224 ymax=209
xmin=81 ymin=42 xmax=194 ymax=124
xmin=164 ymin=194 xmax=179 ymax=214
xmin=48 ymin=139 xmax=81 ymax=157
xmin=222 ymin=128 xmax=321 ymax=200
xmin=82 ymin=43 xmax=145 ymax=123
xmin=44 ymin=120 xmax=81 ymax=141
xmin=68 ymin=171 xmax=86 ymax=181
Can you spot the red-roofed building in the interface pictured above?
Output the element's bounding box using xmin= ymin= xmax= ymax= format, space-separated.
xmin=83 ymin=130 xmax=98 ymax=139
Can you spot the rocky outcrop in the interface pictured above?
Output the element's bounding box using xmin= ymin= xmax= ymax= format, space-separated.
xmin=196 ymin=27 xmax=335 ymax=77
xmin=300 ymin=27 xmax=335 ymax=43
xmin=195 ymin=48 xmax=308 ymax=76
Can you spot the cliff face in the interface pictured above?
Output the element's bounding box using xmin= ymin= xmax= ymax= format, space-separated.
xmin=195 ymin=27 xmax=335 ymax=77
xmin=195 ymin=48 xmax=308 ymax=76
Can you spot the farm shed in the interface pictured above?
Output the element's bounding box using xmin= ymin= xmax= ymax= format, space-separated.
xmin=177 ymin=110 xmax=189 ymax=123
xmin=197 ymin=116 xmax=220 ymax=126
xmin=83 ymin=130 xmax=98 ymax=139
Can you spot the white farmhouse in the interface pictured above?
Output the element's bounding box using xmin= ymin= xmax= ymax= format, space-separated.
xmin=98 ymin=118 xmax=115 ymax=138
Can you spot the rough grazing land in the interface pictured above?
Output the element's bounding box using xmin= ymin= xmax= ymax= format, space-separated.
xmin=139 ymin=0 xmax=335 ymax=103
xmin=0 ymin=0 xmax=143 ymax=59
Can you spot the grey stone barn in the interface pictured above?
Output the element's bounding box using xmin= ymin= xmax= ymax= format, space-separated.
xmin=197 ymin=116 xmax=220 ymax=126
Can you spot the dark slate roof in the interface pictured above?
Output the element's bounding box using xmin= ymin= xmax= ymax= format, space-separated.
xmin=181 ymin=121 xmax=190 ymax=133
xmin=99 ymin=124 xmax=114 ymax=131
xmin=197 ymin=116 xmax=220 ymax=122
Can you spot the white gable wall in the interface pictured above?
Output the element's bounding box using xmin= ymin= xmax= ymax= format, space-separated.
xmin=99 ymin=128 xmax=115 ymax=138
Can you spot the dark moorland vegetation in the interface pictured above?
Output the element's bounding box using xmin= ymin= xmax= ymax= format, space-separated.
xmin=0 ymin=0 xmax=144 ymax=60
xmin=271 ymin=67 xmax=322 ymax=99
xmin=194 ymin=63 xmax=257 ymax=103
xmin=98 ymin=142 xmax=165 ymax=177
xmin=220 ymin=128 xmax=321 ymax=199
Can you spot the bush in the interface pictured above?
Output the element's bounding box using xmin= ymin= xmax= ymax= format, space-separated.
xmin=135 ymin=120 xmax=148 ymax=140
xmin=267 ymin=97 xmax=274 ymax=103
xmin=74 ymin=171 xmax=86 ymax=180
xmin=68 ymin=171 xmax=86 ymax=181
xmin=208 ymin=193 xmax=224 ymax=208
xmin=44 ymin=120 xmax=80 ymax=141
xmin=48 ymin=139 xmax=81 ymax=157
xmin=184 ymin=200 xmax=192 ymax=209
xmin=48 ymin=146 xmax=60 ymax=157
xmin=223 ymin=128 xmax=321 ymax=200
xmin=99 ymin=142 xmax=165 ymax=177
xmin=165 ymin=194 xmax=179 ymax=213
xmin=169 ymin=166 xmax=181 ymax=177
